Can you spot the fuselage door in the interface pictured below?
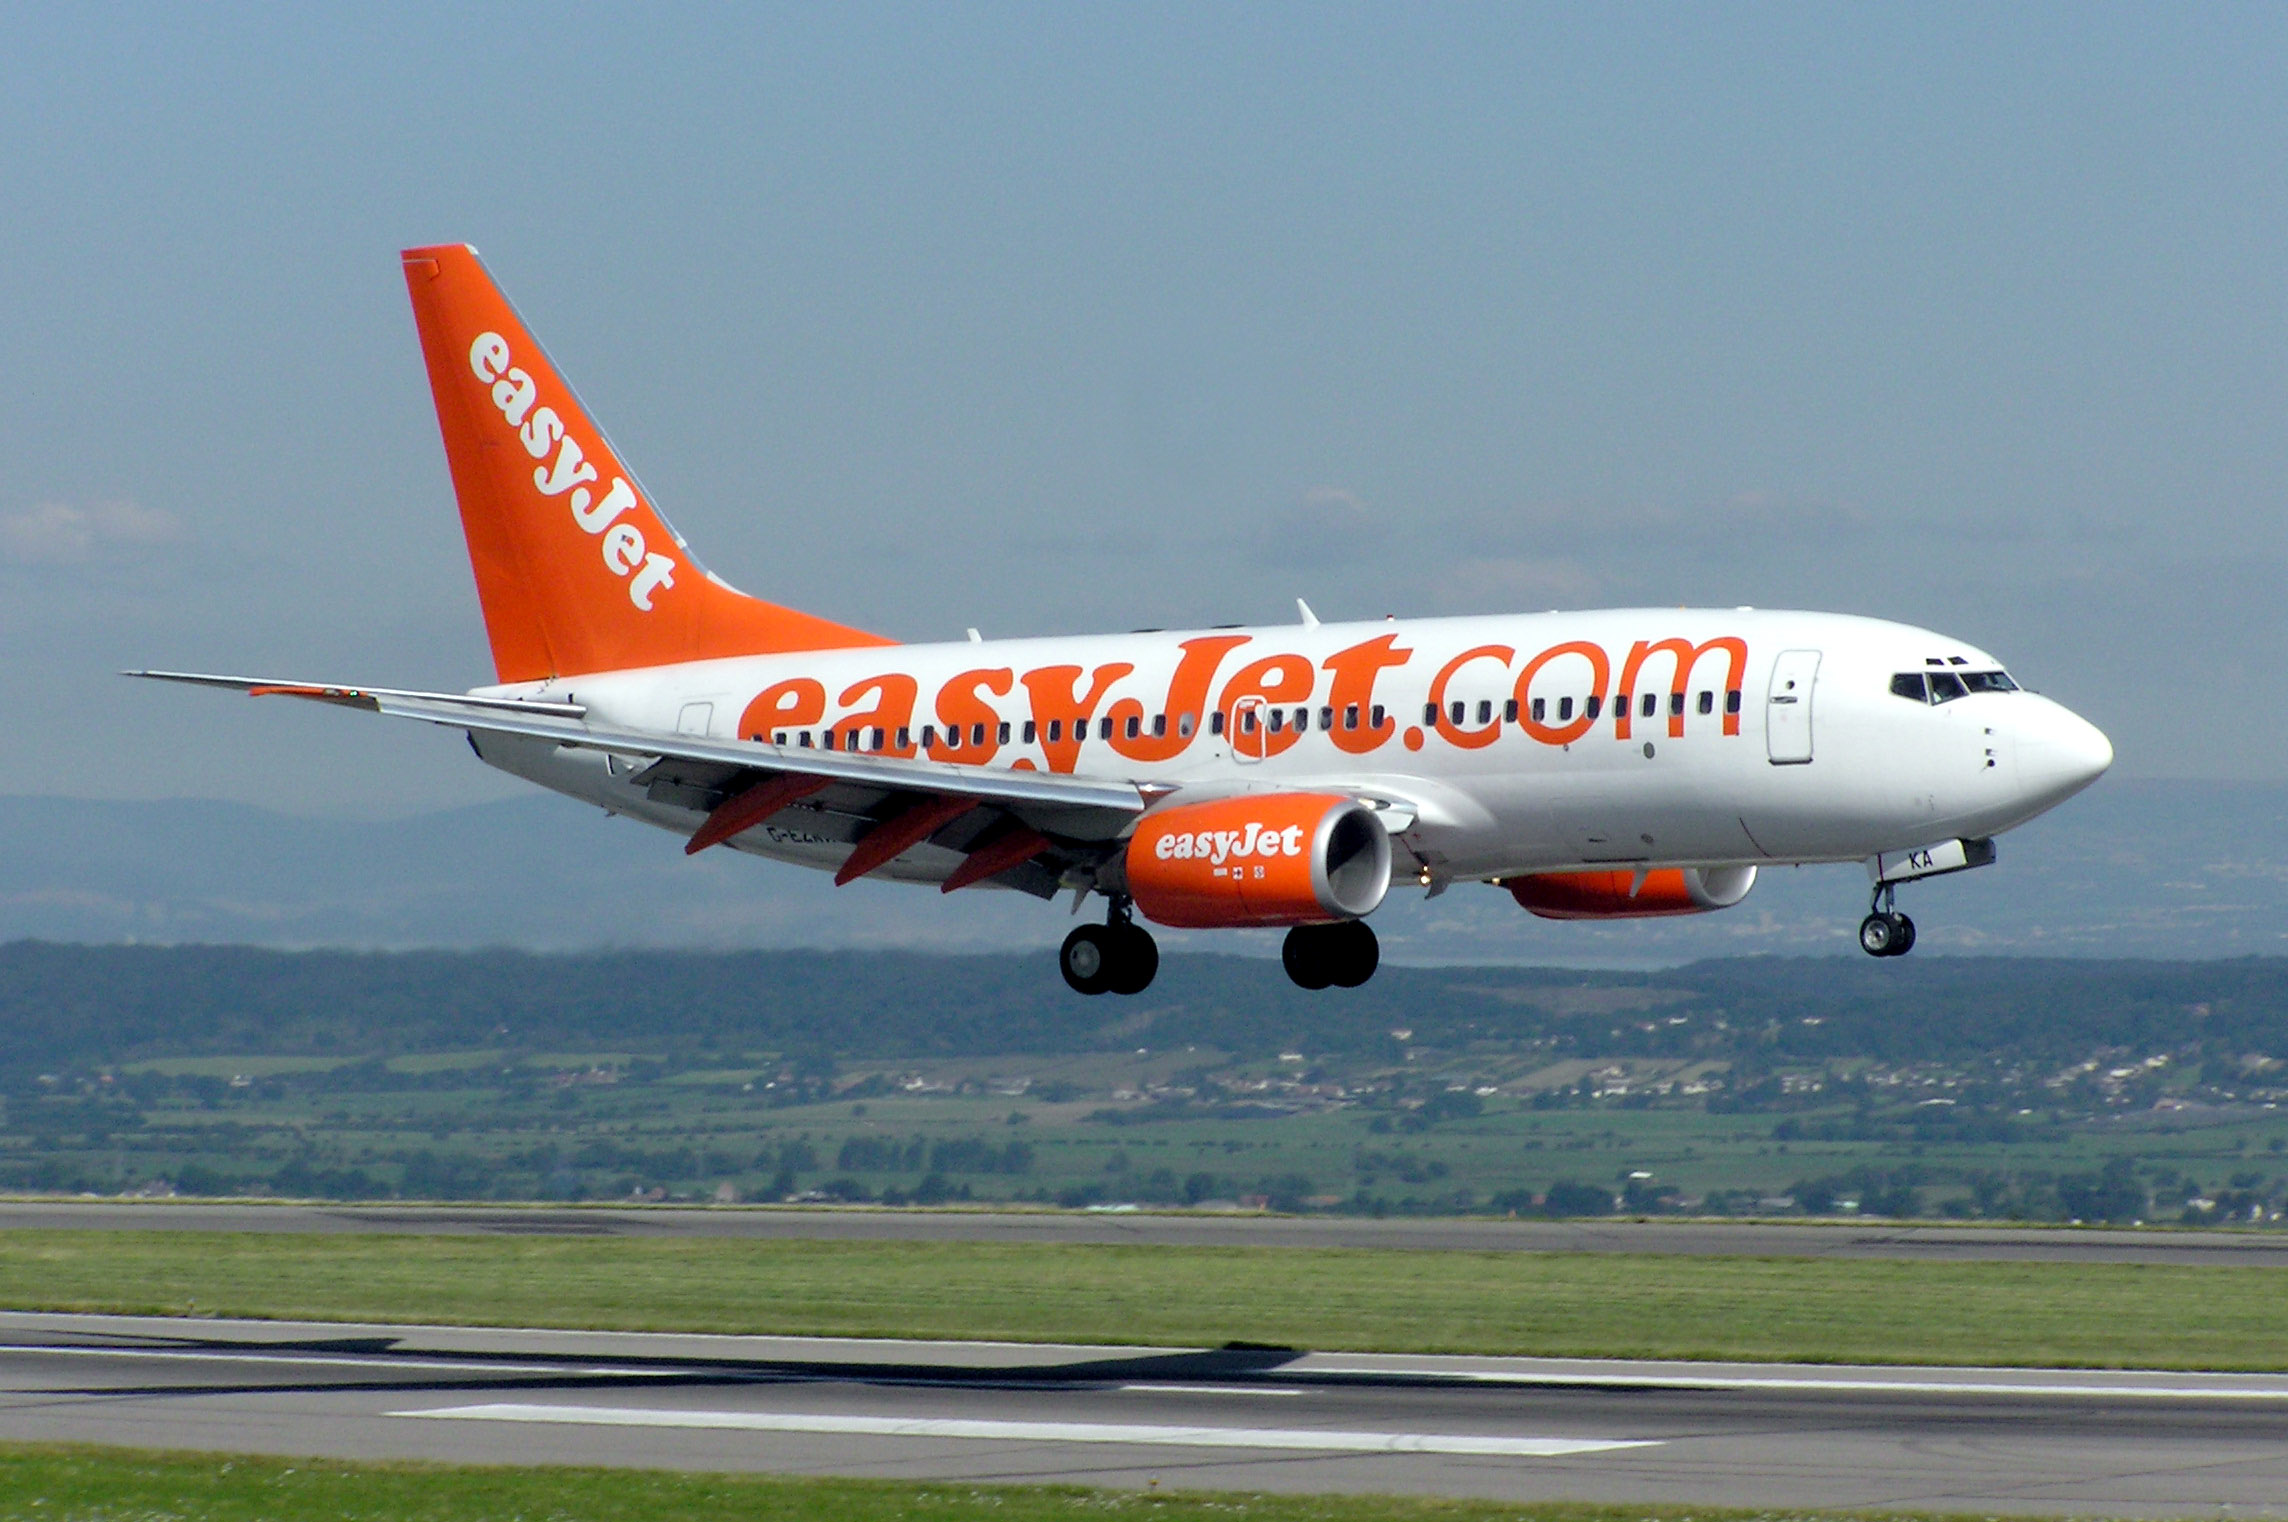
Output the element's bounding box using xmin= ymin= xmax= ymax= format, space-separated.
xmin=1765 ymin=650 xmax=1820 ymax=765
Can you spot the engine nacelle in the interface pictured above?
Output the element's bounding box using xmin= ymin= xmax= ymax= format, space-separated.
xmin=1508 ymin=865 xmax=1757 ymax=920
xmin=1126 ymin=793 xmax=1392 ymax=929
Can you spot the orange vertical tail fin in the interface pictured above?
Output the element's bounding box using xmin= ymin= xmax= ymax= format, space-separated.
xmin=402 ymin=244 xmax=892 ymax=683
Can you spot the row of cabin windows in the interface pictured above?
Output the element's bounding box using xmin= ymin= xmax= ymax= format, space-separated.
xmin=1423 ymin=690 xmax=1743 ymax=727
xmin=766 ymin=688 xmax=1749 ymax=752
xmin=767 ymin=704 xmax=1399 ymax=748
xmin=1889 ymin=669 xmax=2019 ymax=705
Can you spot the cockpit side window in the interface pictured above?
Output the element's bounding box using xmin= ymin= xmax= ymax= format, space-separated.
xmin=1960 ymin=670 xmax=2018 ymax=694
xmin=1928 ymin=670 xmax=1968 ymax=702
xmin=1890 ymin=672 xmax=1929 ymax=703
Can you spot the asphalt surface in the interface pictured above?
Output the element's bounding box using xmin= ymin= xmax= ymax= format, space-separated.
xmin=0 ymin=1312 xmax=2281 ymax=1515
xmin=3 ymin=1200 xmax=2288 ymax=1263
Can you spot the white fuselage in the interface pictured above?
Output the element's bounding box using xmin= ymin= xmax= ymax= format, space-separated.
xmin=468 ymin=606 xmax=2113 ymax=891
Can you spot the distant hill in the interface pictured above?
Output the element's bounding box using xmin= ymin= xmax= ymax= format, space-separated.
xmin=0 ymin=779 xmax=2281 ymax=961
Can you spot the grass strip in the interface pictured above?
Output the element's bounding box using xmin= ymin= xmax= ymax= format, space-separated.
xmin=2 ymin=1230 xmax=2285 ymax=1369
xmin=0 ymin=1443 xmax=2110 ymax=1522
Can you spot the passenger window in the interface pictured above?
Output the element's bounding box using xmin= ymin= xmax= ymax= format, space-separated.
xmin=1449 ymin=700 xmax=1466 ymax=726
xmin=1928 ymin=671 xmax=1968 ymax=703
xmin=971 ymin=723 xmax=987 ymax=747
xmin=1295 ymin=707 xmax=1310 ymax=731
xmin=1725 ymin=689 xmax=1741 ymax=714
xmin=798 ymin=731 xmax=812 ymax=748
xmin=1530 ymin=697 xmax=1546 ymax=722
xmin=1046 ymin=720 xmax=1062 ymax=743
xmin=1669 ymin=692 xmax=1685 ymax=718
xmin=1503 ymin=698 xmax=1518 ymax=723
xmin=1022 ymin=720 xmax=1037 ymax=744
xmin=772 ymin=731 xmax=787 ymax=745
xmin=1615 ymin=693 xmax=1630 ymax=721
xmin=1125 ymin=715 xmax=1141 ymax=740
xmin=1268 ymin=709 xmax=1285 ymax=733
xmin=920 ymin=725 xmax=937 ymax=748
xmin=1889 ymin=673 xmax=1928 ymax=703
xmin=1210 ymin=711 xmax=1226 ymax=736
xmin=1370 ymin=704 xmax=1385 ymax=729
xmin=1558 ymin=696 xmax=1574 ymax=721
xmin=1423 ymin=702 xmax=1438 ymax=726
xmin=1475 ymin=700 xmax=1492 ymax=725
xmin=897 ymin=727 xmax=911 ymax=749
xmin=998 ymin=721 xmax=1011 ymax=744
xmin=1240 ymin=710 xmax=1258 ymax=734
xmin=1641 ymin=693 xmax=1657 ymax=719
xmin=1344 ymin=704 xmax=1359 ymax=730
xmin=1099 ymin=716 xmax=1114 ymax=741
xmin=1178 ymin=712 xmax=1196 ymax=737
xmin=1697 ymin=691 xmax=1713 ymax=715
xmin=1151 ymin=714 xmax=1166 ymax=738
xmin=1318 ymin=706 xmax=1333 ymax=731
xmin=1586 ymin=695 xmax=1602 ymax=720
xmin=872 ymin=727 xmax=886 ymax=751
xmin=945 ymin=725 xmax=960 ymax=750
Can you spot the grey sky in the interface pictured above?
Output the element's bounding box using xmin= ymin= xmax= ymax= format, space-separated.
xmin=3 ymin=5 xmax=2281 ymax=815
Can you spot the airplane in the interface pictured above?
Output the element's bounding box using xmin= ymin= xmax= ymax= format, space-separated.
xmin=135 ymin=245 xmax=2114 ymax=994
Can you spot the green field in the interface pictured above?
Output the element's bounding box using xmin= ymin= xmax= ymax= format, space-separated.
xmin=4 ymin=1230 xmax=2285 ymax=1370
xmin=0 ymin=1444 xmax=2058 ymax=1522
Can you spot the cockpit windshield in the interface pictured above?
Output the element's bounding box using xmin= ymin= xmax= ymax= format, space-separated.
xmin=1889 ymin=668 xmax=2017 ymax=704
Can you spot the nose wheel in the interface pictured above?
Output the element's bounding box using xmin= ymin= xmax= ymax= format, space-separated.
xmin=1060 ymin=900 xmax=1159 ymax=995
xmin=1858 ymin=884 xmax=1916 ymax=958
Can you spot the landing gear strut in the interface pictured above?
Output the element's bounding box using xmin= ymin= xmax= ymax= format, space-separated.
xmin=1281 ymin=920 xmax=1380 ymax=990
xmin=1858 ymin=882 xmax=1916 ymax=958
xmin=1060 ymin=898 xmax=1159 ymax=996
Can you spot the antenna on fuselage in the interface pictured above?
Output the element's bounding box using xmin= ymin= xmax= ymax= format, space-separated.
xmin=1296 ymin=598 xmax=1320 ymax=629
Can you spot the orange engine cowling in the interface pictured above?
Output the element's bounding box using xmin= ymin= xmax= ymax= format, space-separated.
xmin=1126 ymin=793 xmax=1392 ymax=929
xmin=1508 ymin=865 xmax=1757 ymax=920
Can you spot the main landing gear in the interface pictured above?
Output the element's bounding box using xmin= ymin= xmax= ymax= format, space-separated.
xmin=1282 ymin=920 xmax=1380 ymax=990
xmin=1060 ymin=900 xmax=1159 ymax=996
xmin=1858 ymin=882 xmax=1917 ymax=958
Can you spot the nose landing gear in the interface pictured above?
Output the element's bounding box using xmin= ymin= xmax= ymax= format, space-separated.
xmin=1060 ymin=898 xmax=1159 ymax=995
xmin=1858 ymin=883 xmax=1917 ymax=958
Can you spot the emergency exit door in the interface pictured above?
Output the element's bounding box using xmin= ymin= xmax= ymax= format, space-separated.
xmin=1765 ymin=650 xmax=1820 ymax=765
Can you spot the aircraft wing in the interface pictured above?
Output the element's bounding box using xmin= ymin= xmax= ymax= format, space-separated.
xmin=128 ymin=670 xmax=1150 ymax=890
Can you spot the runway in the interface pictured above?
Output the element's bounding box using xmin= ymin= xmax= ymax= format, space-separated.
xmin=0 ymin=1312 xmax=2282 ymax=1515
xmin=4 ymin=1200 xmax=2286 ymax=1264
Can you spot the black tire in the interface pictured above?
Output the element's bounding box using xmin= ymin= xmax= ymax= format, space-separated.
xmin=1858 ymin=913 xmax=1896 ymax=958
xmin=1282 ymin=925 xmax=1333 ymax=990
xmin=1888 ymin=913 xmax=1916 ymax=957
xmin=1109 ymin=924 xmax=1159 ymax=995
xmin=1328 ymin=920 xmax=1380 ymax=988
xmin=1060 ymin=924 xmax=1115 ymax=995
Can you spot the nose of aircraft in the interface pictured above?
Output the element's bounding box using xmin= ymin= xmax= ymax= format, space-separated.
xmin=2013 ymin=697 xmax=2113 ymax=813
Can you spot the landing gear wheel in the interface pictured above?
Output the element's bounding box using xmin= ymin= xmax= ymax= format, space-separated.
xmin=1108 ymin=924 xmax=1159 ymax=995
xmin=1328 ymin=920 xmax=1379 ymax=989
xmin=1061 ymin=924 xmax=1116 ymax=995
xmin=1282 ymin=925 xmax=1334 ymax=990
xmin=1858 ymin=913 xmax=1897 ymax=958
xmin=1859 ymin=912 xmax=1916 ymax=958
xmin=1282 ymin=921 xmax=1380 ymax=990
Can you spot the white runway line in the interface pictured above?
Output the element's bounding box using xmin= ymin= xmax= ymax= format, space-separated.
xmin=1303 ymin=1364 xmax=2288 ymax=1401
xmin=395 ymin=1402 xmax=1657 ymax=1457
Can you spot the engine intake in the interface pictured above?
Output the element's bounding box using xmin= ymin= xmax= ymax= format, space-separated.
xmin=1127 ymin=793 xmax=1391 ymax=929
xmin=1508 ymin=865 xmax=1757 ymax=920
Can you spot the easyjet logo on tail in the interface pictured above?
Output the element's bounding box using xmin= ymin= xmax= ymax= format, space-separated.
xmin=468 ymin=333 xmax=678 ymax=612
